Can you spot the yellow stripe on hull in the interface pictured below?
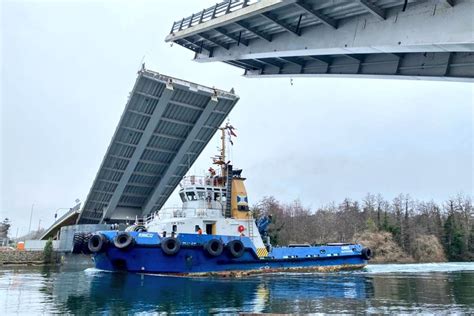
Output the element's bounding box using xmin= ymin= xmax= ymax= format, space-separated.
xmin=256 ymin=247 xmax=269 ymax=258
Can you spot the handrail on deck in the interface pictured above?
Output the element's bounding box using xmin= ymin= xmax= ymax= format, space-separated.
xmin=135 ymin=205 xmax=225 ymax=226
xmin=180 ymin=175 xmax=226 ymax=188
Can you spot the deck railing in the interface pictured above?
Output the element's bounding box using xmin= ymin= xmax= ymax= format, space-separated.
xmin=137 ymin=205 xmax=225 ymax=226
xmin=170 ymin=0 xmax=260 ymax=34
xmin=180 ymin=175 xmax=225 ymax=187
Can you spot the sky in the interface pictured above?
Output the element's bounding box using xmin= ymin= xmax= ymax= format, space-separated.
xmin=1 ymin=0 xmax=473 ymax=237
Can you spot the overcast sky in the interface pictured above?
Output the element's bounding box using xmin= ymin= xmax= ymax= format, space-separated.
xmin=1 ymin=0 xmax=472 ymax=237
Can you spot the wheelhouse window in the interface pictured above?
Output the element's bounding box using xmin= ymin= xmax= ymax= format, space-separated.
xmin=186 ymin=191 xmax=197 ymax=201
xmin=197 ymin=190 xmax=206 ymax=200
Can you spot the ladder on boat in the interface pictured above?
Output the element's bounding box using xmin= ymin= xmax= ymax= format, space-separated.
xmin=247 ymin=212 xmax=254 ymax=238
xmin=225 ymin=165 xmax=233 ymax=218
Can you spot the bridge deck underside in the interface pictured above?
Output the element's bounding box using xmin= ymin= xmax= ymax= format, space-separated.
xmin=236 ymin=52 xmax=474 ymax=80
xmin=166 ymin=0 xmax=474 ymax=81
xmin=78 ymin=69 xmax=239 ymax=224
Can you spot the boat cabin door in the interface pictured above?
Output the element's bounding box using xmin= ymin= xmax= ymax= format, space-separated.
xmin=204 ymin=222 xmax=216 ymax=235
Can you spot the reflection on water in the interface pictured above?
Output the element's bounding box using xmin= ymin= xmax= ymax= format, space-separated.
xmin=1 ymin=263 xmax=473 ymax=314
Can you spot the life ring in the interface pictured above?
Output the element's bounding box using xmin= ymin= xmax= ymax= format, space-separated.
xmin=361 ymin=247 xmax=372 ymax=260
xmin=133 ymin=225 xmax=147 ymax=232
xmin=125 ymin=225 xmax=147 ymax=232
xmin=72 ymin=232 xmax=84 ymax=254
xmin=161 ymin=237 xmax=181 ymax=256
xmin=204 ymin=239 xmax=223 ymax=257
xmin=238 ymin=225 xmax=245 ymax=233
xmin=88 ymin=233 xmax=108 ymax=253
xmin=227 ymin=240 xmax=245 ymax=258
xmin=113 ymin=232 xmax=134 ymax=250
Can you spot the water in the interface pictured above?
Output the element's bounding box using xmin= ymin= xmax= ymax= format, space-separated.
xmin=1 ymin=263 xmax=473 ymax=314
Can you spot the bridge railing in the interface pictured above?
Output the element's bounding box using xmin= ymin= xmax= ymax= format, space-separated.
xmin=170 ymin=0 xmax=260 ymax=34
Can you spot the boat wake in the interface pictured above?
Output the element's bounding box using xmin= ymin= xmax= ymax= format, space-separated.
xmin=84 ymin=267 xmax=113 ymax=275
xmin=364 ymin=262 xmax=474 ymax=274
xmin=259 ymin=262 xmax=474 ymax=277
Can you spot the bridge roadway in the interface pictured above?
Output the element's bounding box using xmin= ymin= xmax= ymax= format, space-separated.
xmin=166 ymin=0 xmax=474 ymax=81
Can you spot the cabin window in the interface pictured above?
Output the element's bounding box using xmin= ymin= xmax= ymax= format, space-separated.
xmin=197 ymin=190 xmax=206 ymax=200
xmin=186 ymin=191 xmax=197 ymax=201
xmin=221 ymin=192 xmax=227 ymax=202
xmin=172 ymin=225 xmax=177 ymax=232
xmin=214 ymin=192 xmax=221 ymax=201
xmin=179 ymin=193 xmax=186 ymax=202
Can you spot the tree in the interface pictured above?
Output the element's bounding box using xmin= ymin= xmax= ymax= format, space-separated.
xmin=0 ymin=218 xmax=11 ymax=246
xmin=249 ymin=194 xmax=473 ymax=261
xmin=366 ymin=217 xmax=377 ymax=233
xmin=444 ymin=213 xmax=466 ymax=261
xmin=43 ymin=238 xmax=54 ymax=264
xmin=402 ymin=195 xmax=413 ymax=252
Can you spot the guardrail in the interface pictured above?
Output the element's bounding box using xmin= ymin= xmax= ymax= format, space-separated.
xmin=170 ymin=0 xmax=260 ymax=34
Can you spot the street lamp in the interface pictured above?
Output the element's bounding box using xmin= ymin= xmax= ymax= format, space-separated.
xmin=54 ymin=208 xmax=71 ymax=221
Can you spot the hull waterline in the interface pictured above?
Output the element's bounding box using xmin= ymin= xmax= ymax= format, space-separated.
xmin=90 ymin=232 xmax=368 ymax=276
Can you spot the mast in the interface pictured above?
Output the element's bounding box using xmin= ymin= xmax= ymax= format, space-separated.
xmin=213 ymin=123 xmax=236 ymax=218
xmin=219 ymin=126 xmax=226 ymax=178
xmin=214 ymin=122 xmax=236 ymax=180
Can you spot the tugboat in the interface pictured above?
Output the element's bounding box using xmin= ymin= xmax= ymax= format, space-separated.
xmin=79 ymin=124 xmax=372 ymax=276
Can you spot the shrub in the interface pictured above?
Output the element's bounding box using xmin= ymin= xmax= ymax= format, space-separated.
xmin=43 ymin=238 xmax=53 ymax=264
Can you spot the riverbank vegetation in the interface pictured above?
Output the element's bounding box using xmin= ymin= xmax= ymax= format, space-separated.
xmin=252 ymin=194 xmax=472 ymax=263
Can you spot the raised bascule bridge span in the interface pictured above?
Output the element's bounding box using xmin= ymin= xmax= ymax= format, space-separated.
xmin=78 ymin=68 xmax=239 ymax=225
xmin=41 ymin=68 xmax=239 ymax=241
xmin=165 ymin=0 xmax=474 ymax=81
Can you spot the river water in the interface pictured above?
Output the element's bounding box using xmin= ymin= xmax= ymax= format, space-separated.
xmin=1 ymin=263 xmax=473 ymax=314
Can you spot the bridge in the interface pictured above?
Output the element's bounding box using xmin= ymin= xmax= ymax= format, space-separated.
xmin=76 ymin=67 xmax=239 ymax=224
xmin=40 ymin=67 xmax=239 ymax=240
xmin=165 ymin=0 xmax=474 ymax=81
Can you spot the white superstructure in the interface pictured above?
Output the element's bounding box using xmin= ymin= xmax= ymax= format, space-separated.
xmin=135 ymin=124 xmax=268 ymax=255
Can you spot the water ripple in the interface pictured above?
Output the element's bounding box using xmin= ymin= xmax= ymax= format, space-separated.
xmin=1 ymin=263 xmax=473 ymax=315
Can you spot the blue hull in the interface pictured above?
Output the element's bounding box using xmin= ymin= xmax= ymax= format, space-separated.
xmin=92 ymin=231 xmax=367 ymax=275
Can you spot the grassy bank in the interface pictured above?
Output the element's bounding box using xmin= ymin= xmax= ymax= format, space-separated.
xmin=355 ymin=231 xmax=446 ymax=263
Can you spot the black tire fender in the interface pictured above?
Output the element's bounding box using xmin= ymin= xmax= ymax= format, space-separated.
xmin=161 ymin=237 xmax=181 ymax=256
xmin=82 ymin=233 xmax=93 ymax=254
xmin=88 ymin=233 xmax=108 ymax=253
xmin=227 ymin=240 xmax=245 ymax=258
xmin=204 ymin=239 xmax=224 ymax=257
xmin=362 ymin=247 xmax=372 ymax=260
xmin=113 ymin=232 xmax=134 ymax=250
xmin=72 ymin=232 xmax=84 ymax=254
